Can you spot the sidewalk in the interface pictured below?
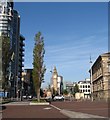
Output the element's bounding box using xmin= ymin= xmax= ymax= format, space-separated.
xmin=3 ymin=101 xmax=30 ymax=106
xmin=60 ymin=109 xmax=108 ymax=119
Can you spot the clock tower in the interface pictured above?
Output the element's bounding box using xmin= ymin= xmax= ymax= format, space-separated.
xmin=52 ymin=66 xmax=58 ymax=93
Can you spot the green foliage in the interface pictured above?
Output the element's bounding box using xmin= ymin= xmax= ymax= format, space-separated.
xmin=0 ymin=36 xmax=12 ymax=91
xmin=63 ymin=89 xmax=68 ymax=95
xmin=73 ymin=84 xmax=79 ymax=93
xmin=32 ymin=32 xmax=46 ymax=101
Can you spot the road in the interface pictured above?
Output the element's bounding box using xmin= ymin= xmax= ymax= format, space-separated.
xmin=1 ymin=100 xmax=110 ymax=119
xmin=2 ymin=104 xmax=68 ymax=119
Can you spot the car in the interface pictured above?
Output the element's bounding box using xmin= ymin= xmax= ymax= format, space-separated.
xmin=45 ymin=96 xmax=52 ymax=102
xmin=28 ymin=95 xmax=33 ymax=99
xmin=53 ymin=95 xmax=64 ymax=101
xmin=22 ymin=95 xmax=27 ymax=99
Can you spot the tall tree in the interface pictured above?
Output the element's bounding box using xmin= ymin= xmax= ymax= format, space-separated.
xmin=73 ymin=84 xmax=79 ymax=96
xmin=1 ymin=36 xmax=12 ymax=96
xmin=32 ymin=32 xmax=46 ymax=102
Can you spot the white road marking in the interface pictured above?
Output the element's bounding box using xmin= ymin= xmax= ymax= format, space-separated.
xmin=43 ymin=107 xmax=52 ymax=110
xmin=50 ymin=104 xmax=61 ymax=111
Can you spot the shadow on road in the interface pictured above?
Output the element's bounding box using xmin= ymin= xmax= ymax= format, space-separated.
xmin=1 ymin=106 xmax=6 ymax=110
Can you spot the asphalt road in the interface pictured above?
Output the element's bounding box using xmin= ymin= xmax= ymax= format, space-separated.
xmin=2 ymin=105 xmax=68 ymax=119
xmin=1 ymin=100 xmax=110 ymax=119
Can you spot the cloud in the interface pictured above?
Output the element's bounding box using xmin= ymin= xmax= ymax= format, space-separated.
xmin=44 ymin=34 xmax=107 ymax=73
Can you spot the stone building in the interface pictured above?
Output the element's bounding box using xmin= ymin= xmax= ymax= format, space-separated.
xmin=51 ymin=66 xmax=63 ymax=95
xmin=78 ymin=78 xmax=91 ymax=99
xmin=91 ymin=52 xmax=110 ymax=101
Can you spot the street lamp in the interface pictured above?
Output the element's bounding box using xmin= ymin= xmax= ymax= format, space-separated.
xmin=16 ymin=76 xmax=19 ymax=101
xmin=50 ymin=68 xmax=53 ymax=94
xmin=21 ymin=72 xmax=26 ymax=101
xmin=90 ymin=56 xmax=93 ymax=101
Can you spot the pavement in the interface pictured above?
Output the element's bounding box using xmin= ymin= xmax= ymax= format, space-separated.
xmin=1 ymin=100 xmax=110 ymax=119
xmin=2 ymin=105 xmax=68 ymax=119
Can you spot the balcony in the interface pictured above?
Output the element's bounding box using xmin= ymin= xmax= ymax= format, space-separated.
xmin=20 ymin=42 xmax=25 ymax=46
xmin=19 ymin=52 xmax=24 ymax=57
xmin=19 ymin=47 xmax=25 ymax=52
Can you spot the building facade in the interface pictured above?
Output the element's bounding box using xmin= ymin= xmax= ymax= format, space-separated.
xmin=51 ymin=66 xmax=63 ymax=95
xmin=78 ymin=78 xmax=91 ymax=99
xmin=91 ymin=52 xmax=110 ymax=101
xmin=65 ymin=82 xmax=77 ymax=94
xmin=57 ymin=76 xmax=63 ymax=95
xmin=22 ymin=69 xmax=35 ymax=96
xmin=0 ymin=0 xmax=25 ymax=99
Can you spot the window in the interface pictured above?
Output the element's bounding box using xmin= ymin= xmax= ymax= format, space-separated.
xmin=88 ymin=90 xmax=90 ymax=92
xmin=88 ymin=85 xmax=90 ymax=88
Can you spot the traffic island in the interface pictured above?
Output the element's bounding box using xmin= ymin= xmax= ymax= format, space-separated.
xmin=30 ymin=99 xmax=50 ymax=105
xmin=30 ymin=102 xmax=49 ymax=105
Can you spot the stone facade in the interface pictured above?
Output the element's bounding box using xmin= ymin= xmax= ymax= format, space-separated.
xmin=51 ymin=66 xmax=63 ymax=95
xmin=51 ymin=66 xmax=58 ymax=92
xmin=91 ymin=52 xmax=110 ymax=101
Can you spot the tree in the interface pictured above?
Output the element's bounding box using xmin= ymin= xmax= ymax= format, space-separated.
xmin=73 ymin=84 xmax=79 ymax=96
xmin=32 ymin=32 xmax=46 ymax=102
xmin=63 ymin=89 xmax=68 ymax=95
xmin=1 ymin=36 xmax=12 ymax=97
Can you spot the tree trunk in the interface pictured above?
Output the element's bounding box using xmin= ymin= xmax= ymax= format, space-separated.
xmin=37 ymin=88 xmax=40 ymax=102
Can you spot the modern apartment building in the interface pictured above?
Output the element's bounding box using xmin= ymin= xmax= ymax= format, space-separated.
xmin=0 ymin=1 xmax=13 ymax=37
xmin=22 ymin=69 xmax=35 ymax=96
xmin=91 ymin=52 xmax=110 ymax=101
xmin=0 ymin=0 xmax=25 ymax=98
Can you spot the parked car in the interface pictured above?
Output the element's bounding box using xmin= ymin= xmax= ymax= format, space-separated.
xmin=28 ymin=95 xmax=33 ymax=99
xmin=22 ymin=95 xmax=27 ymax=99
xmin=45 ymin=96 xmax=52 ymax=102
xmin=53 ymin=95 xmax=64 ymax=101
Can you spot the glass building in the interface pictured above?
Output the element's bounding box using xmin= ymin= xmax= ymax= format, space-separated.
xmin=0 ymin=0 xmax=25 ymax=99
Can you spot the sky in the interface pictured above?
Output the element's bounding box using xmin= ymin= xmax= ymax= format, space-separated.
xmin=14 ymin=2 xmax=108 ymax=88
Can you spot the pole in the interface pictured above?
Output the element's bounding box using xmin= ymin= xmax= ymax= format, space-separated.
xmin=50 ymin=67 xmax=53 ymax=94
xmin=90 ymin=55 xmax=93 ymax=101
xmin=16 ymin=76 xmax=19 ymax=101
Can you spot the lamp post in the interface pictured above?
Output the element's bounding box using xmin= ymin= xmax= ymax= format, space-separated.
xmin=50 ymin=68 xmax=53 ymax=95
xmin=20 ymin=77 xmax=24 ymax=101
xmin=16 ymin=76 xmax=19 ymax=101
xmin=21 ymin=72 xmax=26 ymax=101
xmin=90 ymin=56 xmax=93 ymax=101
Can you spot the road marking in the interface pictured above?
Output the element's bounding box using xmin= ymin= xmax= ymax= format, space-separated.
xmin=50 ymin=104 xmax=61 ymax=111
xmin=43 ymin=107 xmax=52 ymax=110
